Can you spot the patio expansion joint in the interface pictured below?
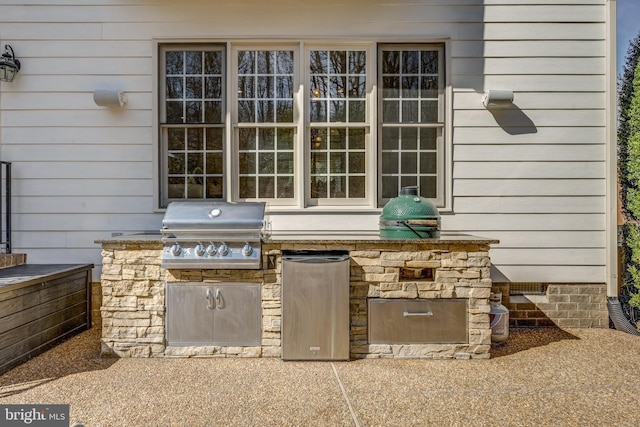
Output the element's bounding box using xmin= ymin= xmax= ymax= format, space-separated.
xmin=331 ymin=362 xmax=361 ymax=427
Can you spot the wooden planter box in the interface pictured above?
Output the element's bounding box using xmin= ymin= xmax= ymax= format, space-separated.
xmin=0 ymin=264 xmax=93 ymax=373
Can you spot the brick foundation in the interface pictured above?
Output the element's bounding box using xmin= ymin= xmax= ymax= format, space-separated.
xmin=493 ymin=283 xmax=608 ymax=328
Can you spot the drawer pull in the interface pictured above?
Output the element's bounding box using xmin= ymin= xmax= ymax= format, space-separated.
xmin=403 ymin=311 xmax=433 ymax=317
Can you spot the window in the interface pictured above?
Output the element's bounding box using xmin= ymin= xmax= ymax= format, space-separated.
xmin=160 ymin=45 xmax=226 ymax=204
xmin=308 ymin=47 xmax=370 ymax=205
xmin=378 ymin=45 xmax=445 ymax=206
xmin=235 ymin=48 xmax=296 ymax=201
xmin=158 ymin=42 xmax=446 ymax=209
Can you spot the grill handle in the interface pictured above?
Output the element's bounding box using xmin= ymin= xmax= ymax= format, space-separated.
xmin=400 ymin=221 xmax=428 ymax=238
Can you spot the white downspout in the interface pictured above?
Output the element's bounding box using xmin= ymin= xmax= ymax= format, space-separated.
xmin=606 ymin=0 xmax=618 ymax=298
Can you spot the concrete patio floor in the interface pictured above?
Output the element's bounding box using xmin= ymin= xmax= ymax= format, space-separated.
xmin=1 ymin=327 xmax=640 ymax=426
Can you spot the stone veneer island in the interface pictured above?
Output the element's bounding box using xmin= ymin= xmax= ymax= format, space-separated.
xmin=97 ymin=234 xmax=498 ymax=360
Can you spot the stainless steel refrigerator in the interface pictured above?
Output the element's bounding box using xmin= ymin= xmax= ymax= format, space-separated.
xmin=281 ymin=251 xmax=350 ymax=360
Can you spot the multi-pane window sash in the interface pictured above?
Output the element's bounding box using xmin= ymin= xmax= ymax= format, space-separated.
xmin=308 ymin=49 xmax=368 ymax=201
xmin=236 ymin=50 xmax=296 ymax=200
xmin=160 ymin=46 xmax=226 ymax=204
xmin=378 ymin=46 xmax=444 ymax=205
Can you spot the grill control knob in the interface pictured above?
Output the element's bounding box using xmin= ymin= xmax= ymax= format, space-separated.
xmin=218 ymin=243 xmax=229 ymax=256
xmin=170 ymin=244 xmax=181 ymax=256
xmin=206 ymin=244 xmax=217 ymax=256
xmin=195 ymin=244 xmax=205 ymax=256
xmin=242 ymin=243 xmax=253 ymax=257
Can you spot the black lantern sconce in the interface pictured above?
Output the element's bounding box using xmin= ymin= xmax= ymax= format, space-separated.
xmin=0 ymin=45 xmax=21 ymax=83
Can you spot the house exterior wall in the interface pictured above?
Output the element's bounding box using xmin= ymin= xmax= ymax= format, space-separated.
xmin=0 ymin=0 xmax=612 ymax=285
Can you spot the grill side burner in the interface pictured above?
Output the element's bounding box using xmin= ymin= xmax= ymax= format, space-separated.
xmin=161 ymin=201 xmax=266 ymax=270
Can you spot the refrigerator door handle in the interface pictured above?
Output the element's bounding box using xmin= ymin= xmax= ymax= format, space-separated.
xmin=281 ymin=255 xmax=349 ymax=263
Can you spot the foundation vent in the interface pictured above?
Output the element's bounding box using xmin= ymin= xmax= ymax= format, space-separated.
xmin=509 ymin=282 xmax=547 ymax=296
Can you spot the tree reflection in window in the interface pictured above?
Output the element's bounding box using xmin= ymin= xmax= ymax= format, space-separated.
xmin=309 ymin=49 xmax=367 ymax=200
xmin=162 ymin=47 xmax=225 ymax=202
xmin=237 ymin=50 xmax=295 ymax=199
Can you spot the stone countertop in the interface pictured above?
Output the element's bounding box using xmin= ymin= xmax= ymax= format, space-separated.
xmin=263 ymin=233 xmax=498 ymax=245
xmin=95 ymin=233 xmax=498 ymax=245
xmin=95 ymin=233 xmax=163 ymax=244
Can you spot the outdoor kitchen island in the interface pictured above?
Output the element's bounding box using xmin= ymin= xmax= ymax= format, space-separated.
xmin=97 ymin=233 xmax=498 ymax=360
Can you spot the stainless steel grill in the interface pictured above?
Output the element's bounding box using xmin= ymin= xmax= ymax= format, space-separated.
xmin=161 ymin=201 xmax=266 ymax=269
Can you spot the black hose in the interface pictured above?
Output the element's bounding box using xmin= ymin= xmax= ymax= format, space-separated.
xmin=607 ymin=297 xmax=640 ymax=336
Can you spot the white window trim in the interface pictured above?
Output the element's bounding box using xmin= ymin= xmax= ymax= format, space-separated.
xmin=153 ymin=38 xmax=452 ymax=213
xmin=442 ymin=40 xmax=453 ymax=213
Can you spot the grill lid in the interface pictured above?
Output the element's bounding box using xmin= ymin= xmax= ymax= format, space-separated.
xmin=379 ymin=186 xmax=440 ymax=239
xmin=380 ymin=186 xmax=440 ymax=221
xmin=162 ymin=201 xmax=266 ymax=232
xmin=161 ymin=201 xmax=266 ymax=270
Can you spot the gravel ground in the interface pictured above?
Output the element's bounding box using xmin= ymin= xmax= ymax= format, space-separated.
xmin=1 ymin=327 xmax=640 ymax=426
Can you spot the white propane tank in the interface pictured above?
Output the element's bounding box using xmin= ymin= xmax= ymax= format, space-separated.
xmin=489 ymin=292 xmax=509 ymax=343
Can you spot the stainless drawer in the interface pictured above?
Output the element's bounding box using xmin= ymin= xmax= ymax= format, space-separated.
xmin=368 ymin=299 xmax=468 ymax=344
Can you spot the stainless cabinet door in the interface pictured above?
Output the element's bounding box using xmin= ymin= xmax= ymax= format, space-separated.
xmin=212 ymin=284 xmax=261 ymax=346
xmin=282 ymin=257 xmax=350 ymax=360
xmin=166 ymin=283 xmax=215 ymax=346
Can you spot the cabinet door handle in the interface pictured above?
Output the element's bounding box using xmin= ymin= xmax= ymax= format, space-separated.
xmin=215 ymin=288 xmax=222 ymax=309
xmin=206 ymin=288 xmax=215 ymax=310
xmin=403 ymin=311 xmax=433 ymax=317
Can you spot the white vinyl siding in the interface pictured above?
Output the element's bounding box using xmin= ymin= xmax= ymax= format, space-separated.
xmin=0 ymin=0 xmax=610 ymax=284
xmin=449 ymin=1 xmax=607 ymax=283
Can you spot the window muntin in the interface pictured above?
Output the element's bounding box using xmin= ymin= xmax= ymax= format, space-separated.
xmin=308 ymin=49 xmax=369 ymax=203
xmin=160 ymin=46 xmax=226 ymax=204
xmin=235 ymin=49 xmax=296 ymax=200
xmin=378 ymin=46 xmax=444 ymax=205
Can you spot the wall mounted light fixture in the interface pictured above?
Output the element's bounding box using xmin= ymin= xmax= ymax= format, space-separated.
xmin=93 ymin=89 xmax=127 ymax=108
xmin=482 ymin=89 xmax=514 ymax=109
xmin=0 ymin=45 xmax=21 ymax=82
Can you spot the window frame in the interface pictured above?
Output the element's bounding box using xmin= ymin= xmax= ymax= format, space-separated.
xmin=156 ymin=39 xmax=450 ymax=211
xmin=230 ymin=43 xmax=302 ymax=206
xmin=304 ymin=43 xmax=375 ymax=207
xmin=377 ymin=43 xmax=446 ymax=207
xmin=158 ymin=43 xmax=227 ymax=207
